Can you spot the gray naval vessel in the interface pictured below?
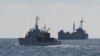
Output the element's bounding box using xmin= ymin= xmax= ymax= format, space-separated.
xmin=58 ymin=19 xmax=88 ymax=40
xmin=18 ymin=17 xmax=60 ymax=46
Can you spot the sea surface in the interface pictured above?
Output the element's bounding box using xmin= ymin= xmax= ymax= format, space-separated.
xmin=0 ymin=38 xmax=100 ymax=56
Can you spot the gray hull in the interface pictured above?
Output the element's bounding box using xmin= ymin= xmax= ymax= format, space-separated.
xmin=18 ymin=38 xmax=61 ymax=46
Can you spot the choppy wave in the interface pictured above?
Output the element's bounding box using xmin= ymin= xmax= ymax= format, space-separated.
xmin=0 ymin=38 xmax=100 ymax=56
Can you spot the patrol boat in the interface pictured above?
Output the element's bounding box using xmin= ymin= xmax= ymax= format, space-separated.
xmin=18 ymin=17 xmax=60 ymax=46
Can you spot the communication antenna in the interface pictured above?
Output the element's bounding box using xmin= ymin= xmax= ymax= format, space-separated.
xmin=47 ymin=28 xmax=50 ymax=32
xmin=44 ymin=24 xmax=46 ymax=31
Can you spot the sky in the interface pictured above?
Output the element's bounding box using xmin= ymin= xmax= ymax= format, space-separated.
xmin=0 ymin=0 xmax=100 ymax=38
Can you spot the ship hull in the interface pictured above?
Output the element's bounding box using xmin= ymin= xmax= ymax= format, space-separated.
xmin=18 ymin=38 xmax=61 ymax=46
xmin=59 ymin=38 xmax=88 ymax=40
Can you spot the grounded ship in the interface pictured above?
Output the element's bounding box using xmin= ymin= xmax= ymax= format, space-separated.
xmin=18 ymin=17 xmax=60 ymax=46
xmin=58 ymin=19 xmax=88 ymax=40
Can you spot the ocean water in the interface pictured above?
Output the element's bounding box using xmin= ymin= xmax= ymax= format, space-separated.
xmin=0 ymin=38 xmax=100 ymax=56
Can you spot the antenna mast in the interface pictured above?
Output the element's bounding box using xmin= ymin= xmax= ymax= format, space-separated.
xmin=35 ymin=16 xmax=39 ymax=29
xmin=80 ymin=16 xmax=84 ymax=29
xmin=73 ymin=22 xmax=75 ymax=33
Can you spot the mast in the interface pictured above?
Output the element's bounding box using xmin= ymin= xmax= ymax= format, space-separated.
xmin=80 ymin=17 xmax=84 ymax=29
xmin=73 ymin=22 xmax=75 ymax=33
xmin=35 ymin=16 xmax=39 ymax=30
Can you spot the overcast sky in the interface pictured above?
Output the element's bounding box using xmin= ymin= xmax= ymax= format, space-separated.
xmin=0 ymin=0 xmax=100 ymax=38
